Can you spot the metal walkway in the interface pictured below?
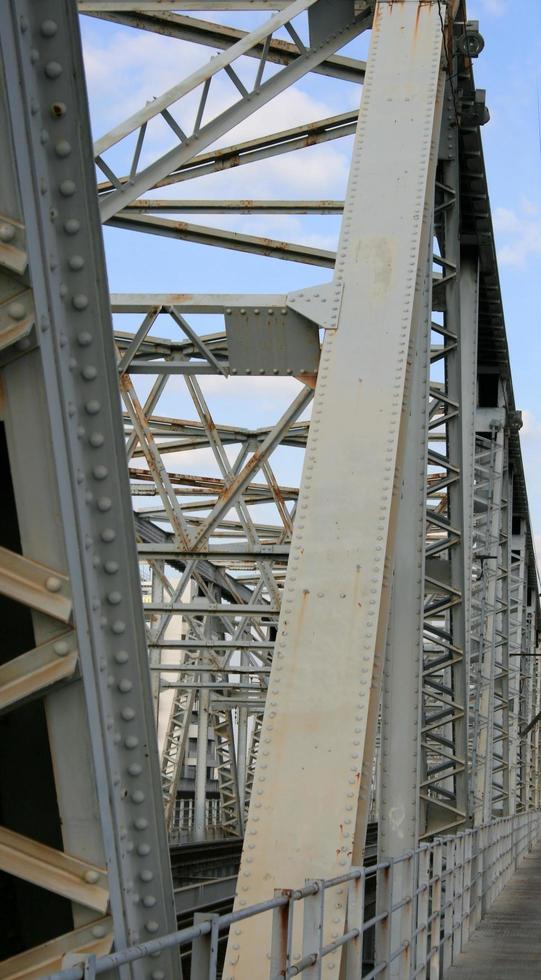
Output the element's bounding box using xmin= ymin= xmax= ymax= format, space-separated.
xmin=444 ymin=841 xmax=541 ymax=980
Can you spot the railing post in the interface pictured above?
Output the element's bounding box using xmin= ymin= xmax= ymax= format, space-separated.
xmin=453 ymin=834 xmax=464 ymax=959
xmin=191 ymin=913 xmax=218 ymax=980
xmin=462 ymin=831 xmax=472 ymax=947
xmin=430 ymin=842 xmax=442 ymax=980
xmin=343 ymin=869 xmax=365 ymax=980
xmin=394 ymin=852 xmax=414 ymax=980
xmin=482 ymin=823 xmax=491 ymax=913
xmin=270 ymin=891 xmax=293 ymax=979
xmin=416 ymin=846 xmax=429 ymax=976
xmin=470 ymin=828 xmax=481 ymax=932
xmin=301 ymin=880 xmax=325 ymax=979
xmin=375 ymin=860 xmax=393 ymax=980
xmin=442 ymin=838 xmax=455 ymax=973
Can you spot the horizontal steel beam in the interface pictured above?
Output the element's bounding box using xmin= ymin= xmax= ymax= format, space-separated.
xmin=108 ymin=212 xmax=335 ymax=266
xmin=123 ymin=199 xmax=344 ymax=214
xmin=84 ymin=11 xmax=366 ymax=84
xmin=97 ymin=111 xmax=358 ymax=192
xmin=137 ymin=543 xmax=290 ymax=559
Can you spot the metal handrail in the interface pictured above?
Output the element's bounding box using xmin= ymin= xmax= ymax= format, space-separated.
xmin=48 ymin=810 xmax=541 ymax=980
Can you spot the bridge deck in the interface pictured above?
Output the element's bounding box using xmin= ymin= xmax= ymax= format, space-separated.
xmin=444 ymin=842 xmax=541 ymax=979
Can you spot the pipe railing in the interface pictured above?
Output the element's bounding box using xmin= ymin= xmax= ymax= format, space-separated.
xmin=48 ymin=810 xmax=541 ymax=980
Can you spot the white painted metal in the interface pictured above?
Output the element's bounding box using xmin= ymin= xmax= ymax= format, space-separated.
xmin=224 ymin=4 xmax=445 ymax=975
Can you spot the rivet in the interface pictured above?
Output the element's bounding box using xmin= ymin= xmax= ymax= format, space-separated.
xmin=46 ymin=576 xmax=62 ymax=593
xmin=64 ymin=218 xmax=80 ymax=235
xmin=143 ymin=895 xmax=157 ymax=908
xmin=44 ymin=61 xmax=62 ymax=79
xmin=121 ymin=707 xmax=136 ymax=722
xmin=91 ymin=925 xmax=106 ymax=939
xmin=151 ymin=970 xmax=165 ymax=979
xmin=77 ymin=331 xmax=93 ymax=346
xmin=55 ymin=139 xmax=72 ymax=158
xmin=83 ymin=870 xmax=100 ymax=884
xmin=125 ymin=735 xmax=139 ymax=748
xmin=101 ymin=527 xmax=115 ymax=542
xmin=118 ymin=678 xmax=133 ymax=693
xmin=131 ymin=790 xmax=145 ymax=804
xmin=127 ymin=761 xmax=142 ymax=776
xmin=104 ymin=560 xmax=119 ymax=574
xmin=90 ymin=432 xmax=105 ymax=448
xmin=50 ymin=101 xmax=67 ymax=118
xmin=8 ymin=303 xmax=26 ymax=321
xmin=135 ymin=818 xmax=149 ymax=832
xmin=111 ymin=620 xmax=126 ymax=634
xmin=108 ymin=591 xmax=122 ymax=605
xmin=82 ymin=366 xmax=98 ymax=381
xmin=114 ymin=650 xmax=129 ymax=664
xmin=146 ymin=922 xmax=159 ymax=934
xmin=73 ymin=294 xmax=89 ymax=311
xmin=53 ymin=640 xmax=70 ymax=656
xmin=59 ymin=283 xmax=68 ymax=298
xmin=85 ymin=400 xmax=101 ymax=415
xmin=140 ymin=869 xmax=154 ymax=882
xmin=93 ymin=464 xmax=108 ymax=479
xmin=30 ymin=49 xmax=40 ymax=64
xmin=69 ymin=254 xmax=85 ymax=271
xmin=97 ymin=497 xmax=112 ymax=512
xmin=41 ymin=20 xmax=58 ymax=37
xmin=0 ymin=224 xmax=15 ymax=243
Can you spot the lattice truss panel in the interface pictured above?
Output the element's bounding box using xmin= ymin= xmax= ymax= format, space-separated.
xmin=1 ymin=0 xmax=540 ymax=975
xmin=76 ymin=0 xmax=539 ymax=853
xmin=73 ymin=0 xmax=376 ymax=844
xmin=0 ymin=1 xmax=179 ymax=977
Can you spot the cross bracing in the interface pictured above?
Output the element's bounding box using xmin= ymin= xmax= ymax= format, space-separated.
xmin=0 ymin=1 xmax=540 ymax=978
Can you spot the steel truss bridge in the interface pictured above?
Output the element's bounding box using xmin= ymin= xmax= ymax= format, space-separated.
xmin=0 ymin=1 xmax=539 ymax=978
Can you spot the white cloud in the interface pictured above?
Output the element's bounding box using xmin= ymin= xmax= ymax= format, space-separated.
xmin=522 ymin=410 xmax=541 ymax=440
xmin=480 ymin=0 xmax=507 ymax=15
xmin=493 ymin=203 xmax=541 ymax=268
xmin=493 ymin=206 xmax=521 ymax=235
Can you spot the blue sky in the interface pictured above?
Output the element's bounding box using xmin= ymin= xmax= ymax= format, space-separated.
xmin=81 ymin=0 xmax=541 ymax=550
xmin=467 ymin=0 xmax=541 ymax=552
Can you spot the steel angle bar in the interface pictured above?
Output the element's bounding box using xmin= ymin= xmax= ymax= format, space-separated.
xmin=81 ymin=2 xmax=302 ymax=9
xmin=122 ymin=199 xmax=344 ymax=215
xmin=108 ymin=212 xmax=336 ymax=267
xmin=0 ymin=2 xmax=180 ymax=974
xmin=0 ymin=633 xmax=78 ymax=713
xmin=0 ymin=546 xmax=72 ymax=621
xmin=96 ymin=2 xmax=372 ymax=219
xmin=95 ymin=0 xmax=320 ymax=156
xmin=83 ymin=10 xmax=366 ymax=85
xmin=224 ymin=4 xmax=445 ymax=976
xmin=0 ymin=919 xmax=113 ymax=980
xmin=97 ymin=111 xmax=358 ymax=193
xmin=379 ymin=162 xmax=437 ymax=859
xmin=0 ymin=826 xmax=108 ymax=913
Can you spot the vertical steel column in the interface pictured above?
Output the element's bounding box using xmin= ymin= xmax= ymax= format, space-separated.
xmin=508 ymin=520 xmax=526 ymax=812
xmin=148 ymin=561 xmax=164 ymax=714
xmin=379 ymin=218 xmax=433 ymax=858
xmin=437 ymin=95 xmax=475 ymax=829
xmin=472 ymin=417 xmax=505 ymax=824
xmin=225 ymin=4 xmax=445 ymax=976
xmin=0 ymin=3 xmax=180 ymax=975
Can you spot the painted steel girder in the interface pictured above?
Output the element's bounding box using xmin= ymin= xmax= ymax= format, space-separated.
xmin=0 ymin=1 xmax=180 ymax=975
xmin=224 ymin=3 xmax=445 ymax=976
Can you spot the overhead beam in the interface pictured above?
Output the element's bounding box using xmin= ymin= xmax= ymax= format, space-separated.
xmin=83 ymin=10 xmax=366 ymax=84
